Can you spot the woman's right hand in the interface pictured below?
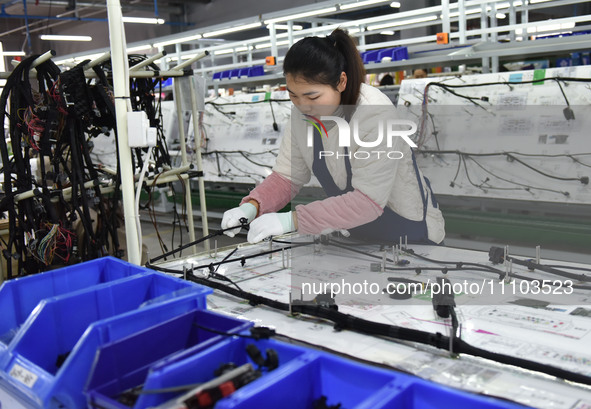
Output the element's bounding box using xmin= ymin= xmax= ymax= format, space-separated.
xmin=221 ymin=202 xmax=258 ymax=237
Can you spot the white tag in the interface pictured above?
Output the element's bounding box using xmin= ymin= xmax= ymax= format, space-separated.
xmin=8 ymin=364 xmax=38 ymax=388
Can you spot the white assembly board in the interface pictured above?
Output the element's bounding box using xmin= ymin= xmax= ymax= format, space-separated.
xmin=171 ymin=66 xmax=591 ymax=206
xmin=197 ymin=91 xmax=292 ymax=185
xmin=159 ymin=239 xmax=591 ymax=409
xmin=398 ymin=65 xmax=591 ymax=204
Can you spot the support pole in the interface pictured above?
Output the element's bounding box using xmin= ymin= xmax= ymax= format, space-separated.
xmin=84 ymin=52 xmax=111 ymax=71
xmin=173 ymin=78 xmax=197 ymax=252
xmin=441 ymin=0 xmax=450 ymax=35
xmin=189 ymin=75 xmax=210 ymax=251
xmin=458 ymin=0 xmax=466 ymax=44
xmin=129 ymin=51 xmax=167 ymax=71
xmin=169 ymin=51 xmax=209 ymax=254
xmin=107 ymin=0 xmax=141 ymax=264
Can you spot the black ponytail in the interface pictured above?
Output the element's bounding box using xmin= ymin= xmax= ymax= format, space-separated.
xmin=283 ymin=28 xmax=366 ymax=106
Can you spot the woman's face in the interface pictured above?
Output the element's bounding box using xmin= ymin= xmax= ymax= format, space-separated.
xmin=286 ymin=72 xmax=347 ymax=117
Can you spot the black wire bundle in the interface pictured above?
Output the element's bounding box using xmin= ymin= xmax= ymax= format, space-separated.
xmin=146 ymin=233 xmax=591 ymax=387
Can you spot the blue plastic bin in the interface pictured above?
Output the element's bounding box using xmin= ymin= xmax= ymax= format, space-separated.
xmin=220 ymin=70 xmax=231 ymax=79
xmin=0 ymin=257 xmax=149 ymax=349
xmin=0 ymin=272 xmax=211 ymax=409
xmin=247 ymin=66 xmax=265 ymax=77
xmin=355 ymin=378 xmax=528 ymax=409
xmin=84 ymin=310 xmax=253 ymax=409
xmin=238 ymin=68 xmax=250 ymax=78
xmin=90 ymin=337 xmax=310 ymax=409
xmin=230 ymin=69 xmax=241 ymax=78
xmin=212 ymin=72 xmax=222 ymax=80
xmin=378 ymin=46 xmax=409 ymax=62
xmin=362 ymin=49 xmax=381 ymax=63
xmin=216 ymin=353 xmax=400 ymax=409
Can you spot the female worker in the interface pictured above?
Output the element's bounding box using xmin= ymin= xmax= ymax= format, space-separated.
xmin=221 ymin=28 xmax=445 ymax=245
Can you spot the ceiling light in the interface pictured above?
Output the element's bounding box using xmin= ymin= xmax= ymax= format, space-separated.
xmin=202 ymin=22 xmax=262 ymax=38
xmin=122 ymin=17 xmax=165 ymax=24
xmin=495 ymin=1 xmax=523 ymax=9
xmin=380 ymin=30 xmax=395 ymax=35
xmin=529 ymin=21 xmax=575 ymax=33
xmin=267 ymin=24 xmax=303 ymax=30
xmin=256 ymin=40 xmax=291 ymax=49
xmin=264 ymin=7 xmax=337 ymax=24
xmin=529 ymin=0 xmax=555 ymax=3
xmin=496 ymin=13 xmax=506 ymax=19
xmin=40 ymin=34 xmax=92 ymax=41
xmin=127 ymin=44 xmax=154 ymax=52
xmin=1 ymin=51 xmax=26 ymax=56
xmin=214 ymin=47 xmax=249 ymax=55
xmin=390 ymin=2 xmax=401 ymax=7
xmin=340 ymin=0 xmax=391 ymax=11
xmin=367 ymin=15 xmax=437 ymax=31
xmin=153 ymin=34 xmax=202 ymax=47
xmin=447 ymin=8 xmax=481 ymax=18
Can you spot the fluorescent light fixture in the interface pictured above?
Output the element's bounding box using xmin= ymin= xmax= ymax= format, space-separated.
xmin=214 ymin=46 xmax=249 ymax=55
xmin=256 ymin=40 xmax=291 ymax=49
xmin=367 ymin=15 xmax=437 ymax=31
xmin=380 ymin=30 xmax=395 ymax=35
xmin=264 ymin=7 xmax=337 ymax=24
xmin=529 ymin=0 xmax=555 ymax=3
xmin=527 ymin=21 xmax=575 ymax=33
xmin=202 ymin=22 xmax=262 ymax=38
xmin=496 ymin=13 xmax=506 ymax=19
xmin=267 ymin=24 xmax=303 ymax=30
xmin=153 ymin=34 xmax=202 ymax=47
xmin=532 ymin=31 xmax=572 ymax=39
xmin=390 ymin=2 xmax=401 ymax=7
xmin=447 ymin=8 xmax=481 ymax=18
xmin=40 ymin=34 xmax=92 ymax=41
xmin=127 ymin=44 xmax=154 ymax=52
xmin=340 ymin=0 xmax=390 ymax=11
xmin=348 ymin=28 xmax=362 ymax=34
xmin=495 ymin=1 xmax=523 ymax=9
xmin=2 ymin=51 xmax=25 ymax=56
xmin=122 ymin=17 xmax=165 ymax=24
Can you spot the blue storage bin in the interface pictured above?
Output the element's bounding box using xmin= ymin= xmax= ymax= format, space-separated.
xmin=378 ymin=46 xmax=409 ymax=62
xmin=356 ymin=378 xmax=527 ymax=409
xmin=0 ymin=272 xmax=211 ymax=409
xmin=220 ymin=70 xmax=231 ymax=79
xmin=90 ymin=337 xmax=310 ymax=409
xmin=212 ymin=72 xmax=222 ymax=80
xmin=84 ymin=309 xmax=252 ymax=409
xmin=238 ymin=68 xmax=250 ymax=78
xmin=230 ymin=69 xmax=241 ymax=78
xmin=0 ymin=257 xmax=149 ymax=349
xmin=217 ymin=353 xmax=399 ymax=409
xmin=362 ymin=49 xmax=381 ymax=63
xmin=248 ymin=65 xmax=265 ymax=77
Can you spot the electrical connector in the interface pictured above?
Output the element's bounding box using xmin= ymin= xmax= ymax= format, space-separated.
xmin=127 ymin=111 xmax=157 ymax=147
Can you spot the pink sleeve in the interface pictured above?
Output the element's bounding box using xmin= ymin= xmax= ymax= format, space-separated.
xmin=295 ymin=189 xmax=384 ymax=235
xmin=240 ymin=172 xmax=301 ymax=215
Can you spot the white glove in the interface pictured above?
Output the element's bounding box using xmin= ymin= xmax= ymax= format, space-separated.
xmin=221 ymin=203 xmax=257 ymax=237
xmin=247 ymin=212 xmax=295 ymax=244
xmin=320 ymin=228 xmax=350 ymax=237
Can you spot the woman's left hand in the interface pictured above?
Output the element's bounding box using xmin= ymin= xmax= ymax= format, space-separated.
xmin=247 ymin=212 xmax=296 ymax=243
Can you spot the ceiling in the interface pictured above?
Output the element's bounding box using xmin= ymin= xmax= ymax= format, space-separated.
xmin=0 ymin=0 xmax=588 ymax=70
xmin=0 ymin=0 xmax=193 ymax=56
